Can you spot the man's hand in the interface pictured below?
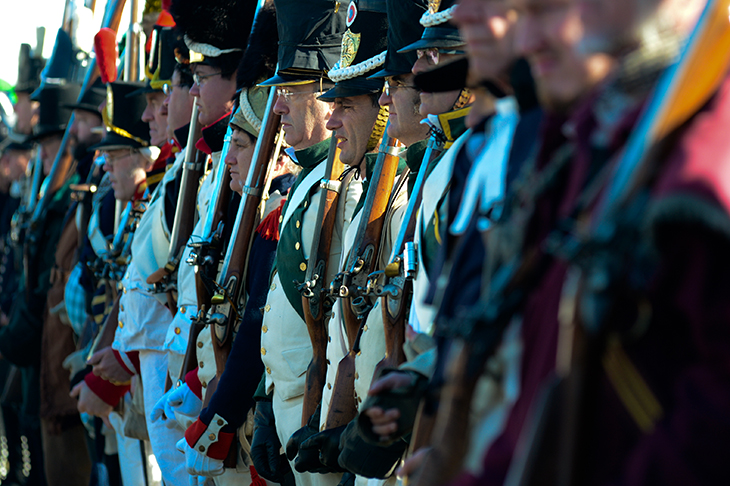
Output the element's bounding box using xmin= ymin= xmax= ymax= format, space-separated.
xmin=364 ymin=371 xmax=413 ymax=440
xmin=88 ymin=346 xmax=133 ymax=384
xmin=396 ymin=446 xmax=429 ymax=480
xmin=70 ymin=381 xmax=112 ymax=428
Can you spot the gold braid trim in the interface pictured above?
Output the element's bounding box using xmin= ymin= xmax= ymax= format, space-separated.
xmin=367 ymin=104 xmax=389 ymax=152
xmin=102 ymin=106 xmax=149 ymax=147
xmin=453 ymin=88 xmax=472 ymax=110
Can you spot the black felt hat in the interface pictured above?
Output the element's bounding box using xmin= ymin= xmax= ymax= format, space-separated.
xmin=89 ymin=81 xmax=150 ymax=151
xmin=0 ymin=130 xmax=33 ymax=153
xmin=31 ymin=29 xmax=87 ymax=102
xmin=32 ymin=83 xmax=81 ymax=140
xmin=15 ymin=43 xmax=45 ymax=94
xmin=259 ymin=0 xmax=348 ymax=86
xmin=398 ymin=0 xmax=464 ymax=53
xmin=170 ymin=0 xmax=257 ymax=75
xmin=62 ymin=77 xmax=106 ymax=115
xmin=318 ymin=0 xmax=388 ymax=101
xmin=369 ymin=0 xmax=428 ymax=79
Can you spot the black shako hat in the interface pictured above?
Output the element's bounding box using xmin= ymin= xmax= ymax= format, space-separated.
xmin=369 ymin=0 xmax=428 ymax=79
xmin=32 ymin=84 xmax=81 ymax=140
xmin=15 ymin=42 xmax=45 ymax=94
xmin=170 ymin=0 xmax=257 ymax=75
xmin=259 ymin=0 xmax=348 ymax=86
xmin=31 ymin=29 xmax=87 ymax=102
xmin=319 ymin=0 xmax=389 ymax=101
xmin=63 ymin=77 xmax=106 ymax=115
xmin=399 ymin=0 xmax=464 ymax=53
xmin=89 ymin=81 xmax=150 ymax=151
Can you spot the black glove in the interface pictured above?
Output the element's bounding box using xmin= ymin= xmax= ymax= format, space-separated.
xmin=286 ymin=403 xmax=320 ymax=461
xmin=251 ymin=400 xmax=292 ymax=482
xmin=358 ymin=369 xmax=428 ymax=445
xmin=338 ymin=418 xmax=407 ymax=478
xmin=338 ymin=472 xmax=355 ymax=486
xmin=295 ymin=425 xmax=347 ymax=474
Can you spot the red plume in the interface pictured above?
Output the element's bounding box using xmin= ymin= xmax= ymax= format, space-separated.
xmin=94 ymin=28 xmax=118 ymax=84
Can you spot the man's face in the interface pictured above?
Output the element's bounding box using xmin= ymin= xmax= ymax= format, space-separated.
xmin=13 ymin=92 xmax=38 ymax=135
xmin=189 ymin=64 xmax=236 ymax=127
xmin=142 ymin=92 xmax=168 ymax=147
xmin=0 ymin=149 xmax=31 ymax=182
xmin=412 ymin=53 xmax=464 ymax=115
xmin=164 ymin=70 xmax=194 ymax=141
xmin=514 ymin=0 xmax=612 ymax=112
xmin=452 ymin=0 xmax=518 ymax=83
xmin=223 ymin=127 xmax=256 ymax=194
xmin=70 ymin=109 xmax=103 ymax=148
xmin=38 ymin=135 xmax=63 ymax=175
xmin=102 ymin=149 xmax=148 ymax=201
xmin=379 ymin=74 xmax=428 ymax=146
xmin=326 ymin=95 xmax=380 ymax=166
xmin=273 ymin=83 xmax=334 ymax=150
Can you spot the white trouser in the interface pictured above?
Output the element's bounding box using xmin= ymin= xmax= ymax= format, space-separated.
xmin=108 ymin=411 xmax=149 ymax=486
xmin=139 ymin=349 xmax=188 ymax=486
xmin=272 ymin=391 xmax=343 ymax=486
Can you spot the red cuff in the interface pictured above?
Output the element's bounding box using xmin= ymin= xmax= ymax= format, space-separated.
xmin=185 ymin=418 xmax=235 ymax=461
xmin=185 ymin=368 xmax=203 ymax=399
xmin=84 ymin=372 xmax=130 ymax=407
xmin=112 ymin=349 xmax=140 ymax=376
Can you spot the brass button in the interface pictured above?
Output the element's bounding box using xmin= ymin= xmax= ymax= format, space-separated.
xmin=327 ymin=383 xmax=332 ymax=390
xmin=197 ymin=341 xmax=204 ymax=348
xmin=199 ymin=361 xmax=204 ymax=368
xmin=202 ymin=381 xmax=207 ymax=388
xmin=300 ymin=262 xmax=307 ymax=271
xmin=328 ymin=336 xmax=331 ymax=342
xmin=217 ymin=419 xmax=224 ymax=426
xmin=304 ymin=201 xmax=308 ymax=208
xmin=264 ymin=304 xmax=271 ymax=313
xmin=118 ymin=321 xmax=123 ymax=328
xmin=354 ymin=372 xmax=359 ymax=380
xmin=199 ymin=446 xmax=205 ymax=452
xmin=208 ymin=433 xmax=216 ymax=440
xmin=261 ymin=347 xmax=267 ymax=356
xmin=174 ymin=327 xmax=181 ymax=335
xmin=262 ymin=325 xmax=268 ymax=333
xmin=296 ymin=221 xmax=301 ymax=229
xmin=180 ymin=306 xmax=186 ymax=314
xmin=358 ymin=397 xmax=362 ymax=404
xmin=363 ymin=325 xmax=368 ymax=332
xmin=266 ymin=367 xmax=271 ymax=374
xmin=326 ymin=359 xmax=330 ymax=365
xmin=279 ymin=215 xmax=283 ymax=223
xmin=270 ymin=283 xmax=276 ymax=291
xmin=120 ymin=304 xmax=124 ymax=312
xmin=122 ymin=287 xmax=127 ymax=294
xmin=357 ymin=351 xmax=361 ymax=356
xmin=295 ymin=242 xmax=300 ymax=250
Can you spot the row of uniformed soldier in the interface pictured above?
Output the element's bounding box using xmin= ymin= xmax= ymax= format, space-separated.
xmin=2 ymin=0 xmax=730 ymax=485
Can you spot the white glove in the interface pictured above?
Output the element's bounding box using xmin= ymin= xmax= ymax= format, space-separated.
xmin=151 ymin=383 xmax=203 ymax=431
xmin=176 ymin=437 xmax=224 ymax=481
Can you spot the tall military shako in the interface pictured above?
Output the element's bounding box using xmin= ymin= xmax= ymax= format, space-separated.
xmin=31 ymin=29 xmax=81 ymax=140
xmin=369 ymin=0 xmax=428 ymax=79
xmin=170 ymin=0 xmax=257 ymax=78
xmin=233 ymin=0 xmax=278 ymax=139
xmin=319 ymin=0 xmax=389 ymax=151
xmin=15 ymin=42 xmax=45 ymax=94
xmin=90 ymin=82 xmax=151 ymax=152
xmin=62 ymin=78 xmax=106 ymax=116
xmin=259 ymin=0 xmax=347 ymax=86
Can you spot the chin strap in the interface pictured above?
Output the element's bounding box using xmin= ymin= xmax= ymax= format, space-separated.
xmin=366 ymin=104 xmax=390 ymax=152
xmin=452 ymin=88 xmax=472 ymax=111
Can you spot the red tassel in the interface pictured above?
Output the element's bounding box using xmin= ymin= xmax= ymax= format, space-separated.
xmin=256 ymin=199 xmax=286 ymax=241
xmin=94 ymin=28 xmax=118 ymax=84
xmin=249 ymin=466 xmax=267 ymax=486
xmin=156 ymin=10 xmax=176 ymax=27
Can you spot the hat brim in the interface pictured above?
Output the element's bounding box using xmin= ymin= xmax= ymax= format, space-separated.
xmin=126 ymin=85 xmax=161 ymax=98
xmin=318 ymin=77 xmax=384 ymax=101
xmin=368 ymin=67 xmax=412 ymax=80
xmin=414 ymin=58 xmax=468 ymax=93
xmin=258 ymin=73 xmax=322 ymax=87
xmin=29 ymin=126 xmax=66 ymax=142
xmin=88 ymin=132 xmax=145 ymax=152
xmin=398 ymin=37 xmax=466 ymax=53
xmin=62 ymin=103 xmax=104 ymax=115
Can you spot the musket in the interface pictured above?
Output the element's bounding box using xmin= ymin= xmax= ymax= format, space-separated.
xmin=296 ymin=137 xmax=344 ymax=426
xmin=324 ymin=128 xmax=401 ymax=430
xmin=201 ymin=88 xmax=281 ymax=385
xmin=370 ymin=133 xmax=444 ymax=380
xmin=146 ymin=104 xmax=204 ymax=300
